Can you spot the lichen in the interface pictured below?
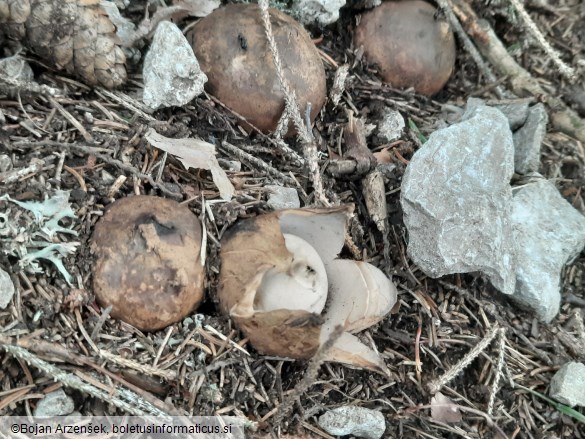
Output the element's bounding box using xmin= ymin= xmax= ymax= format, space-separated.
xmin=0 ymin=191 xmax=79 ymax=285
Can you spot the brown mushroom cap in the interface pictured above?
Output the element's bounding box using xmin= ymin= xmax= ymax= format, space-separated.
xmin=187 ymin=4 xmax=327 ymax=134
xmin=354 ymin=0 xmax=456 ymax=96
xmin=91 ymin=196 xmax=204 ymax=331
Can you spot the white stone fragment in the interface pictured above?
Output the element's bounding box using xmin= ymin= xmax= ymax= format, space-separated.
xmin=549 ymin=362 xmax=585 ymax=407
xmin=266 ymin=185 xmax=300 ymax=210
xmin=0 ymin=55 xmax=34 ymax=83
xmin=143 ymin=21 xmax=207 ymax=110
xmin=377 ymin=108 xmax=405 ymax=143
xmin=0 ymin=267 xmax=15 ymax=309
xmin=401 ymin=106 xmax=516 ymax=294
xmin=0 ymin=154 xmax=11 ymax=172
xmin=34 ymin=390 xmax=75 ymax=417
xmin=318 ymin=406 xmax=386 ymax=439
xmin=513 ymin=103 xmax=548 ymax=174
xmin=465 ymin=97 xmax=529 ymax=130
xmin=510 ymin=178 xmax=585 ymax=322
xmin=292 ymin=0 xmax=346 ymax=25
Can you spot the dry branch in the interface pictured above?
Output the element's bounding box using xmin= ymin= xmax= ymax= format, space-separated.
xmin=450 ymin=0 xmax=585 ymax=143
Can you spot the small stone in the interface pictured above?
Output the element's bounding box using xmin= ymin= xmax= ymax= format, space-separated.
xmin=401 ymin=106 xmax=516 ymax=294
xmin=0 ymin=55 xmax=34 ymax=83
xmin=292 ymin=0 xmax=346 ymax=25
xmin=496 ymin=102 xmax=529 ymax=131
xmin=513 ymin=103 xmax=548 ymax=174
xmin=224 ymin=160 xmax=242 ymax=172
xmin=549 ymin=362 xmax=585 ymax=407
xmin=318 ymin=406 xmax=386 ymax=439
xmin=0 ymin=154 xmax=12 ymax=173
xmin=376 ymin=108 xmax=405 ymax=143
xmin=34 ymin=389 xmax=75 ymax=417
xmin=464 ymin=98 xmax=529 ymax=131
xmin=510 ymin=178 xmax=585 ymax=322
xmin=266 ymin=185 xmax=300 ymax=210
xmin=101 ymin=170 xmax=116 ymax=184
xmin=143 ymin=21 xmax=207 ymax=110
xmin=0 ymin=267 xmax=15 ymax=309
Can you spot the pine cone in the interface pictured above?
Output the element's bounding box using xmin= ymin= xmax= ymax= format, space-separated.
xmin=0 ymin=0 xmax=127 ymax=88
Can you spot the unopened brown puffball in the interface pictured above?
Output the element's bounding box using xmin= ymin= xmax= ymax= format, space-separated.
xmin=354 ymin=0 xmax=456 ymax=96
xmin=91 ymin=196 xmax=204 ymax=331
xmin=187 ymin=4 xmax=326 ymax=134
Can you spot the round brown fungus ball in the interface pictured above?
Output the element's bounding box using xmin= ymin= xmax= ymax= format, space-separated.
xmin=354 ymin=0 xmax=456 ymax=96
xmin=91 ymin=196 xmax=204 ymax=331
xmin=187 ymin=3 xmax=327 ymax=134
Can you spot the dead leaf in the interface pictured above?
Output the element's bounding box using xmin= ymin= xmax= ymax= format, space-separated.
xmin=430 ymin=392 xmax=462 ymax=423
xmin=374 ymin=148 xmax=394 ymax=164
xmin=173 ymin=0 xmax=221 ymax=17
xmin=145 ymin=129 xmax=234 ymax=200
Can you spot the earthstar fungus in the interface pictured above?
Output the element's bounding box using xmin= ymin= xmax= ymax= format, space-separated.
xmin=218 ymin=206 xmax=398 ymax=375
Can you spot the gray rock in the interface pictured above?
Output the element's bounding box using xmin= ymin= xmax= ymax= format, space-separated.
xmin=510 ymin=178 xmax=585 ymax=322
xmin=464 ymin=97 xmax=529 ymax=131
xmin=377 ymin=108 xmax=405 ymax=143
xmin=496 ymin=102 xmax=530 ymax=131
xmin=143 ymin=21 xmax=207 ymax=110
xmin=224 ymin=160 xmax=241 ymax=172
xmin=0 ymin=267 xmax=15 ymax=309
xmin=401 ymin=106 xmax=516 ymax=294
xmin=266 ymin=185 xmax=300 ymax=210
xmin=34 ymin=390 xmax=75 ymax=417
xmin=513 ymin=104 xmax=548 ymax=174
xmin=549 ymin=362 xmax=585 ymax=407
xmin=0 ymin=154 xmax=12 ymax=173
xmin=0 ymin=55 xmax=34 ymax=83
xmin=318 ymin=406 xmax=385 ymax=439
xmin=292 ymin=0 xmax=346 ymax=25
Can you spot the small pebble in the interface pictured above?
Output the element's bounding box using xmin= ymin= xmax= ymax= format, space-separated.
xmin=34 ymin=389 xmax=75 ymax=417
xmin=376 ymin=108 xmax=405 ymax=143
xmin=142 ymin=21 xmax=207 ymax=110
xmin=292 ymin=0 xmax=346 ymax=25
xmin=318 ymin=406 xmax=386 ymax=439
xmin=464 ymin=97 xmax=529 ymax=131
xmin=0 ymin=267 xmax=15 ymax=309
xmin=0 ymin=154 xmax=12 ymax=173
xmin=513 ymin=103 xmax=548 ymax=174
xmin=549 ymin=362 xmax=585 ymax=408
xmin=266 ymin=185 xmax=300 ymax=210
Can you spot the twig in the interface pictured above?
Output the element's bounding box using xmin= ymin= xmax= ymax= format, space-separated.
xmin=206 ymin=93 xmax=305 ymax=167
xmin=450 ymin=0 xmax=585 ymax=143
xmin=507 ymin=0 xmax=576 ymax=81
xmin=257 ymin=0 xmax=329 ymax=206
xmin=48 ymin=97 xmax=93 ymax=143
xmin=408 ymin=403 xmax=509 ymax=438
xmin=436 ymin=0 xmax=506 ymax=99
xmin=488 ymin=328 xmax=507 ymax=416
xmin=273 ymin=325 xmax=344 ymax=426
xmin=0 ymin=72 xmax=62 ymax=97
xmin=220 ymin=140 xmax=295 ymax=184
xmin=11 ymin=140 xmax=180 ymax=198
xmin=0 ymin=343 xmax=167 ymax=416
xmin=428 ymin=323 xmax=500 ymax=394
xmin=96 ymin=88 xmax=155 ymax=121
